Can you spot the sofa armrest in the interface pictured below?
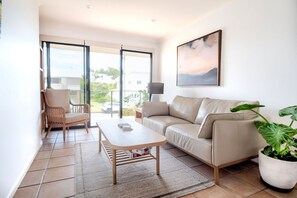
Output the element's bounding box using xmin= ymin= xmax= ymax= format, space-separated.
xmin=142 ymin=102 xmax=169 ymax=118
xmin=212 ymin=119 xmax=266 ymax=166
xmin=198 ymin=113 xmax=244 ymax=138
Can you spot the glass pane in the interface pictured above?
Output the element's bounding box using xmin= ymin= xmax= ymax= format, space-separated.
xmin=48 ymin=44 xmax=86 ymax=104
xmin=122 ymin=51 xmax=151 ymax=119
xmin=90 ymin=46 xmax=120 ymax=126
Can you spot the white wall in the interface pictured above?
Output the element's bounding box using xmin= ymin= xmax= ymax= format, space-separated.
xmin=160 ymin=0 xmax=297 ymax=125
xmin=39 ymin=18 xmax=161 ymax=81
xmin=0 ymin=0 xmax=41 ymax=197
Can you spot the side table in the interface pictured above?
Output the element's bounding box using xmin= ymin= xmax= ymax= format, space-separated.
xmin=135 ymin=108 xmax=142 ymax=124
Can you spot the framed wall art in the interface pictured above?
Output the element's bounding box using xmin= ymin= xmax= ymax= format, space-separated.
xmin=177 ymin=30 xmax=222 ymax=86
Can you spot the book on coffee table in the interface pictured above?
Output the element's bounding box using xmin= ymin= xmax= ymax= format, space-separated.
xmin=124 ymin=147 xmax=151 ymax=158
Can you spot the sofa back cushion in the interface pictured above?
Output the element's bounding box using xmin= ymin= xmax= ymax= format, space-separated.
xmin=142 ymin=102 xmax=168 ymax=117
xmin=195 ymin=98 xmax=259 ymax=124
xmin=169 ymin=96 xmax=203 ymax=123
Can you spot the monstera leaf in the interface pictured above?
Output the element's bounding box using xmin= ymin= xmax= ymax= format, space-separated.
xmin=279 ymin=105 xmax=297 ymax=122
xmin=230 ymin=104 xmax=265 ymax=112
xmin=231 ymin=104 xmax=268 ymax=123
xmin=255 ymin=121 xmax=297 ymax=155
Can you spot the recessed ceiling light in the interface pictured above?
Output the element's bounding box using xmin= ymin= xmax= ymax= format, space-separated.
xmin=86 ymin=4 xmax=93 ymax=9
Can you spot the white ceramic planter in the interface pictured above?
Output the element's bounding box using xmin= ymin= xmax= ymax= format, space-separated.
xmin=258 ymin=149 xmax=297 ymax=190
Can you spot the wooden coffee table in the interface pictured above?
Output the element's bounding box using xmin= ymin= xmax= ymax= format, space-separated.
xmin=96 ymin=119 xmax=167 ymax=184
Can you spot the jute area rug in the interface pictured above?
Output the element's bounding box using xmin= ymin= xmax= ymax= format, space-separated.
xmin=75 ymin=142 xmax=214 ymax=198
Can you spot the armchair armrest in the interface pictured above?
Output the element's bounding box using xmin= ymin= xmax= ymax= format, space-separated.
xmin=46 ymin=106 xmax=66 ymax=124
xmin=142 ymin=102 xmax=169 ymax=118
xmin=70 ymin=102 xmax=90 ymax=113
xmin=212 ymin=119 xmax=266 ymax=166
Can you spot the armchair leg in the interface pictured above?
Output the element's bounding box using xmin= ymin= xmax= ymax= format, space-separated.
xmin=214 ymin=166 xmax=220 ymax=185
xmin=84 ymin=122 xmax=89 ymax=133
xmin=46 ymin=126 xmax=52 ymax=137
xmin=63 ymin=126 xmax=66 ymax=142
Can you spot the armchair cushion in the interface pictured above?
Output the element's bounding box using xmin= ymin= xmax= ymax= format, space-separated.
xmin=45 ymin=89 xmax=70 ymax=113
xmin=198 ymin=113 xmax=244 ymax=138
xmin=65 ymin=113 xmax=89 ymax=124
xmin=142 ymin=102 xmax=168 ymax=117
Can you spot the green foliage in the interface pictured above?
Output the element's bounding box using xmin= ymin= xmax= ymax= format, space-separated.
xmin=230 ymin=104 xmax=265 ymax=112
xmin=231 ymin=104 xmax=297 ymax=161
xmin=138 ymin=90 xmax=149 ymax=103
xmin=279 ymin=105 xmax=297 ymax=123
xmin=90 ymin=67 xmax=120 ymax=104
xmin=263 ymin=146 xmax=273 ymax=156
xmin=230 ymin=104 xmax=269 ymax=123
xmin=123 ymin=89 xmax=149 ymax=108
xmin=256 ymin=121 xmax=297 ymax=157
xmin=122 ymin=108 xmax=135 ymax=116
xmin=91 ymin=82 xmax=116 ymax=103
xmin=0 ymin=0 xmax=2 ymax=17
xmin=91 ymin=67 xmax=120 ymax=81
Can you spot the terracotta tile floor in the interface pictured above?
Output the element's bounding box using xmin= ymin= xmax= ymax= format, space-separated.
xmin=14 ymin=128 xmax=297 ymax=198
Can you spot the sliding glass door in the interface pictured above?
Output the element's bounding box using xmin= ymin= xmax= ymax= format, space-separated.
xmin=44 ymin=42 xmax=153 ymax=126
xmin=120 ymin=50 xmax=152 ymax=118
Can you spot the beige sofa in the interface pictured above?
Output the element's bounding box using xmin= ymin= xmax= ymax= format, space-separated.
xmin=142 ymin=96 xmax=265 ymax=184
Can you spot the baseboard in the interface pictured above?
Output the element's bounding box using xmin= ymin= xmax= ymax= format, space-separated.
xmin=8 ymin=141 xmax=42 ymax=198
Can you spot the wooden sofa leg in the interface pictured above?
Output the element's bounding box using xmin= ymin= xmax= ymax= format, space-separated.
xmin=214 ymin=166 xmax=220 ymax=185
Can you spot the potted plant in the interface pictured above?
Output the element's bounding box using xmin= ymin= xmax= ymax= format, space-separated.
xmin=230 ymin=104 xmax=297 ymax=191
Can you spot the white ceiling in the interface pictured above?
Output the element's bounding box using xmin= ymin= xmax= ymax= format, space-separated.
xmin=39 ymin=0 xmax=232 ymax=40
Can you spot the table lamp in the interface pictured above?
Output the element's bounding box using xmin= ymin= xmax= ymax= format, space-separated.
xmin=147 ymin=82 xmax=164 ymax=102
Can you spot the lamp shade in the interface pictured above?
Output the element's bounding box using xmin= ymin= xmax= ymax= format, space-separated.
xmin=147 ymin=83 xmax=164 ymax=94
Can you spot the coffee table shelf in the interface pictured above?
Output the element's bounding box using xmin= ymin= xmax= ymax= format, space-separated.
xmin=101 ymin=140 xmax=156 ymax=166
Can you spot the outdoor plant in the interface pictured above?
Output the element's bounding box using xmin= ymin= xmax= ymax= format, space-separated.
xmin=230 ymin=104 xmax=297 ymax=161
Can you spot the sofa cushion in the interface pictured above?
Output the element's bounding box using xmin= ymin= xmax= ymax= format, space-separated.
xmin=142 ymin=116 xmax=191 ymax=135
xmin=142 ymin=102 xmax=168 ymax=117
xmin=195 ymin=98 xmax=259 ymax=124
xmin=46 ymin=89 xmax=70 ymax=113
xmin=169 ymin=96 xmax=204 ymax=123
xmin=198 ymin=113 xmax=244 ymax=138
xmin=166 ymin=124 xmax=212 ymax=164
xmin=65 ymin=113 xmax=89 ymax=124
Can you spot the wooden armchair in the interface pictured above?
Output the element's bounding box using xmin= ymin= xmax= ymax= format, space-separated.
xmin=43 ymin=89 xmax=89 ymax=141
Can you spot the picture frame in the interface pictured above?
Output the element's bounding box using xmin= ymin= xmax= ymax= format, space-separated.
xmin=177 ymin=30 xmax=222 ymax=86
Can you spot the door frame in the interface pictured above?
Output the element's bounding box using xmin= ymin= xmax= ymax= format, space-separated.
xmin=119 ymin=49 xmax=153 ymax=118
